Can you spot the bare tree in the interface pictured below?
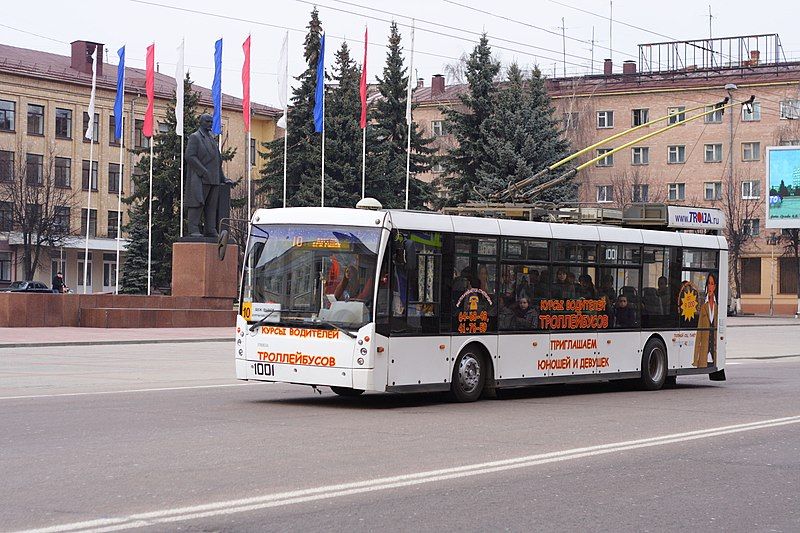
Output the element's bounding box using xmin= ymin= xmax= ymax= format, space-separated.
xmin=0 ymin=143 xmax=80 ymax=280
xmin=717 ymin=169 xmax=764 ymax=311
xmin=609 ymin=168 xmax=667 ymax=210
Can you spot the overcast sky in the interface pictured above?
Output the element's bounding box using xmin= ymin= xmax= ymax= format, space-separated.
xmin=2 ymin=0 xmax=798 ymax=109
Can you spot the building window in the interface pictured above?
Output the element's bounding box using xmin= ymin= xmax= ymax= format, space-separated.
xmin=741 ymin=258 xmax=761 ymax=295
xmin=596 ymin=110 xmax=614 ymax=129
xmin=743 ymin=218 xmax=760 ymax=236
xmin=667 ymin=145 xmax=685 ymax=164
xmin=562 ymin=112 xmax=578 ymax=130
xmin=779 ymin=257 xmax=798 ymax=295
xmin=704 ymin=105 xmax=723 ymax=124
xmin=82 ymin=160 xmax=98 ymax=191
xmin=103 ymin=253 xmax=117 ymax=289
xmin=704 ymin=182 xmax=722 ymax=201
xmin=0 ymin=201 xmax=12 ymax=231
xmin=55 ymin=157 xmax=72 ymax=188
xmin=742 ymin=101 xmax=761 ymax=122
xmin=26 ymin=153 xmax=43 ymax=186
xmin=135 ymin=119 xmax=149 ymax=149
xmin=632 ymin=146 xmax=649 ymax=165
xmin=250 ymin=137 xmax=257 ymax=166
xmin=780 ymin=99 xmax=800 ymax=120
xmin=704 ymin=143 xmax=723 ymax=163
xmin=742 ymin=142 xmax=761 ymax=161
xmin=597 ymin=185 xmax=613 ymax=203
xmin=667 ymin=106 xmax=685 ymax=125
xmin=82 ymin=112 xmax=99 ymax=142
xmin=431 ymin=120 xmax=447 ymax=136
xmin=631 ymin=108 xmax=649 ymax=126
xmin=668 ymin=183 xmax=685 ymax=201
xmin=55 ymin=108 xmax=72 ymax=139
xmin=596 ymin=148 xmax=613 ymax=167
xmin=54 ymin=206 xmax=70 ymax=233
xmin=0 ymin=252 xmax=11 ymax=282
xmin=0 ymin=150 xmax=13 ymax=181
xmin=108 ymin=163 xmax=123 ymax=194
xmin=107 ymin=211 xmax=120 ymax=238
xmin=80 ymin=209 xmax=97 ymax=238
xmin=632 ymin=184 xmax=649 ymax=202
xmin=27 ymin=104 xmax=45 ymax=135
xmin=77 ymin=252 xmax=93 ymax=288
xmin=779 ymin=139 xmax=800 ymax=146
xmin=0 ymin=100 xmax=15 ymax=131
xmin=109 ymin=115 xmax=123 ymax=146
xmin=158 ymin=122 xmax=169 ymax=135
xmin=741 ymin=180 xmax=760 ymax=200
xmin=431 ymin=162 xmax=444 ymax=173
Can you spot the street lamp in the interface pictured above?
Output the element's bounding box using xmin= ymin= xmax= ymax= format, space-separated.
xmin=767 ymin=231 xmax=781 ymax=316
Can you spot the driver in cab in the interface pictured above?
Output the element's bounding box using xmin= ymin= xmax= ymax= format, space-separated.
xmin=333 ymin=265 xmax=373 ymax=302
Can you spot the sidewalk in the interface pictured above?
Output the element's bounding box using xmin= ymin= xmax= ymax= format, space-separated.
xmin=0 ymin=327 xmax=233 ymax=348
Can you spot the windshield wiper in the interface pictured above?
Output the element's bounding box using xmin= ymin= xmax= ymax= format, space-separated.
xmin=312 ymin=319 xmax=357 ymax=339
xmin=248 ymin=309 xmax=279 ymax=332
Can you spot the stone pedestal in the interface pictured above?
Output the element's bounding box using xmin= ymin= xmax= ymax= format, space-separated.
xmin=172 ymin=242 xmax=239 ymax=298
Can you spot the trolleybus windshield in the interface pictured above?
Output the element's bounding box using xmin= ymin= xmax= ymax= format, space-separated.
xmin=242 ymin=225 xmax=382 ymax=329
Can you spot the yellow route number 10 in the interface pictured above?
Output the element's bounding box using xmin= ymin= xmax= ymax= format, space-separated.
xmin=241 ymin=302 xmax=253 ymax=321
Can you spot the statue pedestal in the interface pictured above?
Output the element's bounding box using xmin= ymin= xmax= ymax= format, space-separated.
xmin=172 ymin=241 xmax=239 ymax=298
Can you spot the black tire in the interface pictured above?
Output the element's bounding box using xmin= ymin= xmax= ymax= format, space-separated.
xmin=450 ymin=348 xmax=486 ymax=402
xmin=330 ymin=386 xmax=364 ymax=397
xmin=665 ymin=375 xmax=677 ymax=387
xmin=639 ymin=337 xmax=668 ymax=391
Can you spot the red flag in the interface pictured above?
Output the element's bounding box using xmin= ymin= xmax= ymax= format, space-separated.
xmin=143 ymin=43 xmax=155 ymax=138
xmin=242 ymin=35 xmax=251 ymax=133
xmin=359 ymin=27 xmax=368 ymax=129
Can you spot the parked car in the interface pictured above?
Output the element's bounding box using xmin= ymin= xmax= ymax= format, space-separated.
xmin=0 ymin=281 xmax=52 ymax=293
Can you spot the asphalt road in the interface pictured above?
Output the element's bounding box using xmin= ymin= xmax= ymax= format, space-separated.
xmin=1 ymin=325 xmax=799 ymax=532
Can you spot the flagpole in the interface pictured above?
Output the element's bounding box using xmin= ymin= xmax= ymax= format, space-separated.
xmin=114 ymin=112 xmax=124 ymax=294
xmin=247 ymin=130 xmax=251 ymax=224
xmin=281 ymin=32 xmax=289 ymax=209
xmin=83 ymin=139 xmax=93 ymax=294
xmin=180 ymin=129 xmax=184 ymax=237
xmin=405 ymin=19 xmax=416 ymax=210
xmin=321 ymin=82 xmax=325 ymax=208
xmin=361 ymin=127 xmax=366 ymax=199
xmin=176 ymin=38 xmax=185 ymax=238
xmin=146 ymin=141 xmax=153 ymax=296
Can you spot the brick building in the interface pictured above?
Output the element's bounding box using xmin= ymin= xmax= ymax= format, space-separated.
xmin=412 ymin=35 xmax=800 ymax=314
xmin=0 ymin=39 xmax=280 ymax=292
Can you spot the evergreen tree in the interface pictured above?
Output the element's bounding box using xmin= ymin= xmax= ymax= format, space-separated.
xmin=438 ymin=34 xmax=500 ymax=207
xmin=121 ymin=75 xmax=235 ymax=293
xmin=257 ymin=9 xmax=323 ymax=207
xmin=477 ymin=64 xmax=572 ymax=202
xmin=368 ymin=22 xmax=435 ymax=209
xmin=324 ymin=42 xmax=362 ymax=208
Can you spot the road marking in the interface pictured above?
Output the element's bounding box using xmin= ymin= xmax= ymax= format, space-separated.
xmin=0 ymin=383 xmax=254 ymax=401
xmin=17 ymin=414 xmax=800 ymax=533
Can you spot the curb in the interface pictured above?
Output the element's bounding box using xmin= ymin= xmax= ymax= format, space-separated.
xmin=0 ymin=337 xmax=231 ymax=349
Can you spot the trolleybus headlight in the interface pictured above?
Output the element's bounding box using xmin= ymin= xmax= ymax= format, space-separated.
xmin=360 ymin=348 xmax=368 ymax=356
xmin=238 ymin=349 xmax=243 ymax=355
xmin=357 ymin=357 xmax=365 ymax=365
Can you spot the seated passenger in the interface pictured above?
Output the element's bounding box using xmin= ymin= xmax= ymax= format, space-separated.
xmin=576 ymin=273 xmax=596 ymax=299
xmin=552 ymin=268 xmax=575 ymax=299
xmin=614 ymin=295 xmax=637 ymax=328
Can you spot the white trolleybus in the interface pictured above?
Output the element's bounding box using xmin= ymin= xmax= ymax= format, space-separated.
xmin=235 ymin=202 xmax=727 ymax=402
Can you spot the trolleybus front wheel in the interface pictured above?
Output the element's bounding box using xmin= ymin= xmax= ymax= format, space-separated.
xmin=639 ymin=338 xmax=667 ymax=391
xmin=450 ymin=348 xmax=486 ymax=402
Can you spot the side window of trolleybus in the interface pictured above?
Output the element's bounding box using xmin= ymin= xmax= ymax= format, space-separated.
xmin=390 ymin=231 xmax=442 ymax=334
xmin=453 ymin=236 xmax=498 ymax=334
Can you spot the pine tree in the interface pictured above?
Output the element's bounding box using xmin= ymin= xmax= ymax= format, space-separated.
xmin=477 ymin=64 xmax=572 ymax=202
xmin=324 ymin=42 xmax=362 ymax=208
xmin=368 ymin=22 xmax=436 ymax=209
xmin=121 ymin=75 xmax=235 ymax=293
xmin=257 ymin=9 xmax=323 ymax=208
xmin=438 ymin=34 xmax=500 ymax=207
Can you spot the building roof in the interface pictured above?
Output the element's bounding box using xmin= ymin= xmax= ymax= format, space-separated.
xmin=0 ymin=42 xmax=281 ymax=119
xmin=413 ymin=61 xmax=800 ymax=106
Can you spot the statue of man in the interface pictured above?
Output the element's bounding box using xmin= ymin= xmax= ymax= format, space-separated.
xmin=185 ymin=113 xmax=226 ymax=238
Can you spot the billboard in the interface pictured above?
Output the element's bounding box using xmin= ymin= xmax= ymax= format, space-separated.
xmin=766 ymin=146 xmax=800 ymax=228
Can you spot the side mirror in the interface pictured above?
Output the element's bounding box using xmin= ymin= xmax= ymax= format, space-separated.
xmin=217 ymin=229 xmax=229 ymax=261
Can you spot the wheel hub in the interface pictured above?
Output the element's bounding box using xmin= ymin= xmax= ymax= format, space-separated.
xmin=459 ymin=355 xmax=481 ymax=393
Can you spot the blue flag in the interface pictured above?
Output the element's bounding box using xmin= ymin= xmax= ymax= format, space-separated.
xmin=212 ymin=38 xmax=223 ymax=135
xmin=313 ymin=33 xmax=325 ymax=133
xmin=114 ymin=46 xmax=125 ymax=140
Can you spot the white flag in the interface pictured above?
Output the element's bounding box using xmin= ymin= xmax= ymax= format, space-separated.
xmin=85 ymin=47 xmax=97 ymax=140
xmin=277 ymin=31 xmax=289 ymax=129
xmin=175 ymin=38 xmax=185 ymax=136
xmin=405 ymin=20 xmax=415 ymax=126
